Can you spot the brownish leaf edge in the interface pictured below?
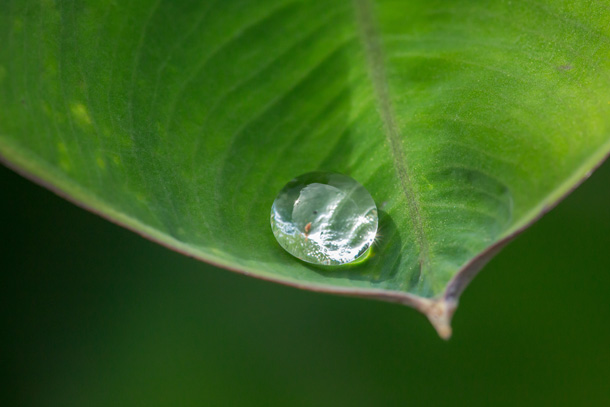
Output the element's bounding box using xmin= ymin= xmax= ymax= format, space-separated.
xmin=1 ymin=150 xmax=608 ymax=339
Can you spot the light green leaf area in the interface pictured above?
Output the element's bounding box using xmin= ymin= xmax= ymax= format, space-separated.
xmin=1 ymin=0 xmax=609 ymax=334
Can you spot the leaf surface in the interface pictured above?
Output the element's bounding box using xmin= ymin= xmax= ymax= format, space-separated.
xmin=1 ymin=0 xmax=609 ymax=336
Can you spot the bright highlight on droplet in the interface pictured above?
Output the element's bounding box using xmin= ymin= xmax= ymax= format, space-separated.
xmin=270 ymin=172 xmax=378 ymax=266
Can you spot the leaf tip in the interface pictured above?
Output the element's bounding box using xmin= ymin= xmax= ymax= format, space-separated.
xmin=423 ymin=299 xmax=457 ymax=340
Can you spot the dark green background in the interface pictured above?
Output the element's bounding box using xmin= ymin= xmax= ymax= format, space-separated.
xmin=2 ymin=158 xmax=609 ymax=406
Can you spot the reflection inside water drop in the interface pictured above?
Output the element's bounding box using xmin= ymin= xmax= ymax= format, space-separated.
xmin=270 ymin=172 xmax=378 ymax=266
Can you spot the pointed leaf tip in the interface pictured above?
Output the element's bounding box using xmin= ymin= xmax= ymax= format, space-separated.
xmin=423 ymin=299 xmax=457 ymax=340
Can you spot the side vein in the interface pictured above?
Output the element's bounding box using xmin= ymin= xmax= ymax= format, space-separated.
xmin=353 ymin=0 xmax=430 ymax=271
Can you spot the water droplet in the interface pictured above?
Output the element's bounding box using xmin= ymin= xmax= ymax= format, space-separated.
xmin=270 ymin=172 xmax=378 ymax=265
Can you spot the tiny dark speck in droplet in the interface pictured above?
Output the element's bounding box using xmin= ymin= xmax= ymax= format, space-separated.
xmin=313 ymin=210 xmax=318 ymax=214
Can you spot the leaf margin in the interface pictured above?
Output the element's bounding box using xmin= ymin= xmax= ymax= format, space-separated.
xmin=2 ymin=133 xmax=609 ymax=338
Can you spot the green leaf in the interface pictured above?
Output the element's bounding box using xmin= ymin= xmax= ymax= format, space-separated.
xmin=1 ymin=0 xmax=609 ymax=337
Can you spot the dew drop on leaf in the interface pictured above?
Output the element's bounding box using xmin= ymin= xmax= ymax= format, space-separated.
xmin=270 ymin=172 xmax=378 ymax=266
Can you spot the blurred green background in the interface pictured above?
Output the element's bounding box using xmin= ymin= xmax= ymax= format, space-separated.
xmin=1 ymin=158 xmax=609 ymax=407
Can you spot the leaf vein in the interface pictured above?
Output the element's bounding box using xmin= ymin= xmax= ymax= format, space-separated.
xmin=354 ymin=0 xmax=431 ymax=270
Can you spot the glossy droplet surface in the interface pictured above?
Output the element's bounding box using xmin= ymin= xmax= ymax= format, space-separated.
xmin=270 ymin=172 xmax=378 ymax=265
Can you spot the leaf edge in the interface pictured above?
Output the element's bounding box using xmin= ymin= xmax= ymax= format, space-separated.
xmin=1 ymin=136 xmax=609 ymax=339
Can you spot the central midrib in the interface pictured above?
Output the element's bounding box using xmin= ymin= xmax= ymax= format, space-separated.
xmin=353 ymin=0 xmax=430 ymax=273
